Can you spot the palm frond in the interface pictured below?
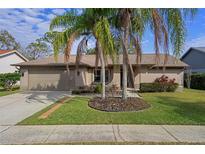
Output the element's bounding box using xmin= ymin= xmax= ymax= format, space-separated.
xmin=75 ymin=37 xmax=87 ymax=70
xmin=95 ymin=42 xmax=100 ymax=69
xmin=64 ymin=31 xmax=79 ymax=62
xmin=93 ymin=17 xmax=116 ymax=64
xmin=52 ymin=29 xmax=74 ymax=62
xmin=165 ymin=9 xmax=185 ymax=58
xmin=50 ymin=11 xmax=78 ymax=30
xmin=151 ymin=9 xmax=169 ymax=64
xmin=132 ymin=34 xmax=142 ymax=64
xmin=182 ymin=8 xmax=197 ymax=20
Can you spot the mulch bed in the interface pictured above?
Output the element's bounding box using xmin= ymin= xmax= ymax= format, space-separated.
xmin=88 ymin=97 xmax=151 ymax=112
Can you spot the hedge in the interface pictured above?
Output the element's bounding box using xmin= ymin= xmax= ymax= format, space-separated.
xmin=0 ymin=72 xmax=20 ymax=90
xmin=190 ymin=73 xmax=205 ymax=90
xmin=140 ymin=83 xmax=179 ymax=92
xmin=72 ymin=84 xmax=102 ymax=94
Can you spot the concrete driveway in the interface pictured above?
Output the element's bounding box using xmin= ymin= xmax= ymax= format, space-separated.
xmin=0 ymin=91 xmax=71 ymax=126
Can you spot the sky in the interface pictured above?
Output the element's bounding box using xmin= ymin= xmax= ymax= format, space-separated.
xmin=0 ymin=8 xmax=205 ymax=55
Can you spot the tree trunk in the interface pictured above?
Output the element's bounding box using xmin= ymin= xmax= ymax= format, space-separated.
xmin=122 ymin=53 xmax=127 ymax=100
xmin=127 ymin=55 xmax=135 ymax=88
xmin=96 ymin=41 xmax=105 ymax=99
xmin=122 ymin=26 xmax=129 ymax=100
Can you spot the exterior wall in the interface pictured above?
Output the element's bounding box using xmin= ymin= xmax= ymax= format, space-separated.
xmin=74 ymin=67 xmax=117 ymax=88
xmin=134 ymin=69 xmax=141 ymax=89
xmin=75 ymin=67 xmax=93 ymax=88
xmin=136 ymin=66 xmax=184 ymax=90
xmin=182 ymin=49 xmax=205 ymax=73
xmin=109 ymin=66 xmax=121 ymax=86
xmin=28 ymin=67 xmax=76 ymax=91
xmin=20 ymin=65 xmax=184 ymax=91
xmin=20 ymin=68 xmax=29 ymax=90
xmin=20 ymin=66 xmax=92 ymax=91
xmin=0 ymin=53 xmax=26 ymax=73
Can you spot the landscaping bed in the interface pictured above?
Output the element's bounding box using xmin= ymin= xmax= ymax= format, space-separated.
xmin=89 ymin=97 xmax=150 ymax=112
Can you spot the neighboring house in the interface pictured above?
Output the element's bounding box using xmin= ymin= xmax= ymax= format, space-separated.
xmin=13 ymin=54 xmax=187 ymax=91
xmin=0 ymin=50 xmax=28 ymax=73
xmin=181 ymin=47 xmax=205 ymax=73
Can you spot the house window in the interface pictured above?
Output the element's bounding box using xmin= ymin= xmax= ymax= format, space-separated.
xmin=94 ymin=69 xmax=109 ymax=83
xmin=21 ymin=72 xmax=24 ymax=77
xmin=77 ymin=71 xmax=80 ymax=76
xmin=105 ymin=70 xmax=109 ymax=82
xmin=94 ymin=70 xmax=101 ymax=82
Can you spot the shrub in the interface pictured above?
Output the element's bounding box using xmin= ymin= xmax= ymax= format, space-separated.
xmin=72 ymin=84 xmax=103 ymax=94
xmin=72 ymin=85 xmax=95 ymax=94
xmin=11 ymin=85 xmax=20 ymax=91
xmin=140 ymin=75 xmax=178 ymax=92
xmin=140 ymin=83 xmax=179 ymax=92
xmin=155 ymin=75 xmax=176 ymax=84
xmin=106 ymin=84 xmax=120 ymax=97
xmin=72 ymin=90 xmax=81 ymax=95
xmin=190 ymin=73 xmax=205 ymax=90
xmin=0 ymin=72 xmax=20 ymax=90
xmin=94 ymin=83 xmax=102 ymax=93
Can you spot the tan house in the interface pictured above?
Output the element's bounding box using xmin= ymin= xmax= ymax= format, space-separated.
xmin=13 ymin=54 xmax=188 ymax=91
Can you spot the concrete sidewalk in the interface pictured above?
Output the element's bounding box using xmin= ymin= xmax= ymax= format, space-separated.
xmin=0 ymin=125 xmax=205 ymax=144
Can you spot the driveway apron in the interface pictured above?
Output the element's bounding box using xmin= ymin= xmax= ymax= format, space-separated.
xmin=0 ymin=91 xmax=71 ymax=126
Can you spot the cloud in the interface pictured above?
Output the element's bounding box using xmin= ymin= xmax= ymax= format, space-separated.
xmin=47 ymin=14 xmax=56 ymax=20
xmin=184 ymin=35 xmax=205 ymax=51
xmin=23 ymin=15 xmax=44 ymax=24
xmin=0 ymin=8 xmax=68 ymax=49
xmin=52 ymin=9 xmax=66 ymax=15
xmin=22 ymin=9 xmax=44 ymax=17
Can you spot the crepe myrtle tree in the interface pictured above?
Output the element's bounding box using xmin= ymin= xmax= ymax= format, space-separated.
xmin=49 ymin=9 xmax=116 ymax=99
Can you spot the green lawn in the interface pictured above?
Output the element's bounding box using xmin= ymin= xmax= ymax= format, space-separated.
xmin=19 ymin=89 xmax=205 ymax=125
xmin=0 ymin=88 xmax=19 ymax=97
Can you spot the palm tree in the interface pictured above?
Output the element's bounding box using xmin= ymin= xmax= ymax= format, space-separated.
xmin=49 ymin=9 xmax=116 ymax=99
xmin=110 ymin=8 xmax=196 ymax=100
xmin=50 ymin=8 xmax=196 ymax=101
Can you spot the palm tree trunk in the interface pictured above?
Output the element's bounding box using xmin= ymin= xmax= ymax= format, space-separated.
xmin=122 ymin=26 xmax=129 ymax=100
xmin=122 ymin=52 xmax=127 ymax=100
xmin=127 ymin=55 xmax=135 ymax=88
xmin=96 ymin=41 xmax=105 ymax=99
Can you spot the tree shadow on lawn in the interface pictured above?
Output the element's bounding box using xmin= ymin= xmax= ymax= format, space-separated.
xmin=155 ymin=96 xmax=205 ymax=124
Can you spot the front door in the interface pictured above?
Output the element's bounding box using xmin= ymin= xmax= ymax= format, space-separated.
xmin=120 ymin=67 xmax=133 ymax=88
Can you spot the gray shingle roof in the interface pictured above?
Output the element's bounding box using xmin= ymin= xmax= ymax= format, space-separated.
xmin=12 ymin=54 xmax=188 ymax=67
xmin=191 ymin=47 xmax=205 ymax=53
xmin=181 ymin=47 xmax=205 ymax=60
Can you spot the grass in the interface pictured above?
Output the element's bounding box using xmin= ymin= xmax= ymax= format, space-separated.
xmin=19 ymin=89 xmax=205 ymax=125
xmin=0 ymin=87 xmax=19 ymax=97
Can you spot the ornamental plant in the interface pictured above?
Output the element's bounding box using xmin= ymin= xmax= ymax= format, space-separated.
xmin=0 ymin=72 xmax=20 ymax=90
